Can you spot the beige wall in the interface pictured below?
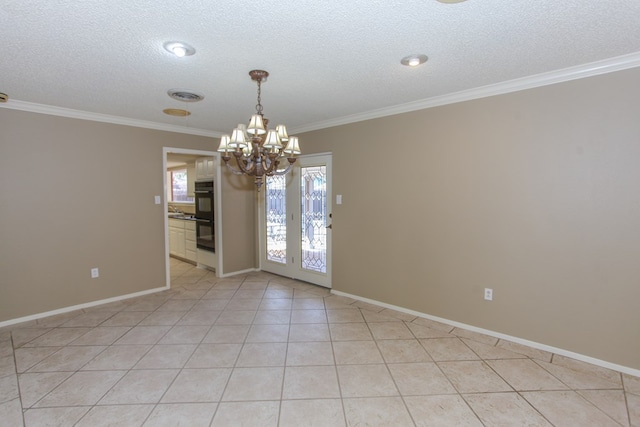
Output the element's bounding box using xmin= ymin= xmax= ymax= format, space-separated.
xmin=0 ymin=110 xmax=254 ymax=322
xmin=300 ymin=67 xmax=640 ymax=370
xmin=219 ymin=162 xmax=256 ymax=273
xmin=1 ymin=67 xmax=638 ymax=370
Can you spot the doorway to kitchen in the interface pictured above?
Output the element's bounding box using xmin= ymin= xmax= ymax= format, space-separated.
xmin=163 ymin=147 xmax=220 ymax=288
xmin=258 ymin=153 xmax=333 ymax=288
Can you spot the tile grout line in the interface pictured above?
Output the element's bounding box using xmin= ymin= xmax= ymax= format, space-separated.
xmin=369 ymin=314 xmax=419 ymax=427
xmin=143 ymin=288 xmax=215 ymax=424
xmin=472 ymin=350 xmax=555 ymax=426
xmin=323 ymin=293 xmax=349 ymax=427
xmin=9 ymin=332 xmax=27 ymax=427
xmin=276 ymin=277 xmax=293 ymax=427
xmin=208 ymin=274 xmax=256 ymax=424
xmin=415 ymin=324 xmax=488 ymax=426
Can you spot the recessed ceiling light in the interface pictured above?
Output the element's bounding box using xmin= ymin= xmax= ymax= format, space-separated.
xmin=163 ymin=108 xmax=191 ymax=117
xmin=163 ymin=41 xmax=195 ymax=58
xmin=401 ymin=54 xmax=428 ymax=67
xmin=436 ymin=0 xmax=468 ymax=3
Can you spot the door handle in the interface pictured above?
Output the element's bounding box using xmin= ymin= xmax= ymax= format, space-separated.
xmin=326 ymin=224 xmax=332 ymax=229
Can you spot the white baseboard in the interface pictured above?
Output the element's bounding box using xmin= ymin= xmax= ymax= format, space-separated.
xmin=0 ymin=285 xmax=169 ymax=329
xmin=331 ymin=289 xmax=640 ymax=378
xmin=218 ymin=267 xmax=259 ymax=278
xmin=1 ymin=267 xmax=258 ymax=328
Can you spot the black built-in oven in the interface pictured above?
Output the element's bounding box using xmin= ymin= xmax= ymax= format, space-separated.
xmin=194 ymin=180 xmax=215 ymax=252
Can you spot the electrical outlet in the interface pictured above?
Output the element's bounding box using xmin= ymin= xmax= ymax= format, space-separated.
xmin=484 ymin=288 xmax=493 ymax=301
xmin=91 ymin=268 xmax=99 ymax=278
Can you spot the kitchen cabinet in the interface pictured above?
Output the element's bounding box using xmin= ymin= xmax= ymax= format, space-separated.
xmin=185 ymin=220 xmax=197 ymax=261
xmin=195 ymin=157 xmax=216 ymax=180
xmin=169 ymin=218 xmax=196 ymax=262
xmin=186 ymin=163 xmax=196 ymax=197
xmin=169 ymin=219 xmax=185 ymax=258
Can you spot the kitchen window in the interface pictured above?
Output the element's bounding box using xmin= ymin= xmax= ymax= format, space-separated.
xmin=167 ymin=169 xmax=194 ymax=203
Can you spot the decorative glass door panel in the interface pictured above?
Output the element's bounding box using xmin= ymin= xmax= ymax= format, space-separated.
xmin=259 ymin=154 xmax=332 ymax=288
xmin=300 ymin=166 xmax=327 ymax=273
xmin=265 ymin=174 xmax=287 ymax=264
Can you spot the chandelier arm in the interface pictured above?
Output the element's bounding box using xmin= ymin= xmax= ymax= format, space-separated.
xmin=232 ymin=151 xmax=258 ymax=175
xmin=269 ymin=160 xmax=295 ymax=176
xmin=223 ymin=161 xmax=248 ymax=176
xmin=244 ymin=157 xmax=257 ymax=174
xmin=222 ymin=154 xmax=252 ymax=176
xmin=221 ymin=155 xmax=245 ymax=176
xmin=262 ymin=152 xmax=279 ymax=175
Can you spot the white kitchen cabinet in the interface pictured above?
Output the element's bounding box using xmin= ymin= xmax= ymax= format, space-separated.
xmin=195 ymin=157 xmax=216 ymax=180
xmin=169 ymin=218 xmax=197 ymax=262
xmin=185 ymin=220 xmax=197 ymax=262
xmin=169 ymin=219 xmax=185 ymax=258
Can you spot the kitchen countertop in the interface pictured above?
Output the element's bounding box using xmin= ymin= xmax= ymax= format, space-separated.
xmin=168 ymin=214 xmax=197 ymax=220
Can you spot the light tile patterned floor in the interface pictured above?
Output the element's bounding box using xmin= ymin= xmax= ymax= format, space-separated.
xmin=0 ymin=258 xmax=638 ymax=426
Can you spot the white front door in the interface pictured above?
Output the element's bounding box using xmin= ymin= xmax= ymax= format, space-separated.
xmin=259 ymin=153 xmax=332 ymax=288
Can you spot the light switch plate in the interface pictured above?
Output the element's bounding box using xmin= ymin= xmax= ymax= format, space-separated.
xmin=154 ymin=195 xmax=161 ymax=204
xmin=336 ymin=195 xmax=342 ymax=205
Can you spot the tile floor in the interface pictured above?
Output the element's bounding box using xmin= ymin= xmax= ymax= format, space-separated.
xmin=0 ymin=258 xmax=638 ymax=426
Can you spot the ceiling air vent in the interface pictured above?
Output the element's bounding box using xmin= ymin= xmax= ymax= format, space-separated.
xmin=167 ymin=89 xmax=204 ymax=102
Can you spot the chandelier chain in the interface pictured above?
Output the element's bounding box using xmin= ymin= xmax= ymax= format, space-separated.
xmin=255 ymin=79 xmax=263 ymax=115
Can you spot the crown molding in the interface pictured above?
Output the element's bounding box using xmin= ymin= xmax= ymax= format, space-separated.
xmin=0 ymin=100 xmax=221 ymax=138
xmin=2 ymin=52 xmax=639 ymax=137
xmin=291 ymin=51 xmax=640 ymax=134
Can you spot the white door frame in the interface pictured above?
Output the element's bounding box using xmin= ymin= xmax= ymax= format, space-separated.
xmin=258 ymin=152 xmax=333 ymax=288
xmin=163 ymin=147 xmax=221 ymax=287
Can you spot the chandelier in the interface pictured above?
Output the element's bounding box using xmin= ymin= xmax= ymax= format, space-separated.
xmin=217 ymin=70 xmax=301 ymax=190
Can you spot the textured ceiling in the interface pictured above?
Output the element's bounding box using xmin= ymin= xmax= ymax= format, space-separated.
xmin=1 ymin=0 xmax=640 ymax=137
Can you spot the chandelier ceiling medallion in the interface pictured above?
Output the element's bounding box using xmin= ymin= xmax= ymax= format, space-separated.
xmin=217 ymin=70 xmax=301 ymax=190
